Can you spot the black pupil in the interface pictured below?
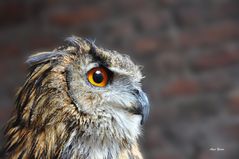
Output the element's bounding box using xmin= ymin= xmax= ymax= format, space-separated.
xmin=93 ymin=70 xmax=104 ymax=83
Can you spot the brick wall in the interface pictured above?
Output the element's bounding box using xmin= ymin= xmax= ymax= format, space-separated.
xmin=0 ymin=0 xmax=239 ymax=158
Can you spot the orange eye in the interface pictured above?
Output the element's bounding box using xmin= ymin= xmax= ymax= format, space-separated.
xmin=87 ymin=67 xmax=109 ymax=87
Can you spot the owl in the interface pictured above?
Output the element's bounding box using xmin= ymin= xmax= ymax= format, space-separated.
xmin=3 ymin=36 xmax=149 ymax=159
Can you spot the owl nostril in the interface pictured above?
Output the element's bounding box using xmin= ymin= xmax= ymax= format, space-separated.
xmin=133 ymin=89 xmax=140 ymax=95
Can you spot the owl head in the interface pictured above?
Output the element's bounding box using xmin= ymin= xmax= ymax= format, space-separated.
xmin=5 ymin=36 xmax=149 ymax=158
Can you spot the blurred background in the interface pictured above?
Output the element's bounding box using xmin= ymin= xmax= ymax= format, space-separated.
xmin=0 ymin=0 xmax=239 ymax=158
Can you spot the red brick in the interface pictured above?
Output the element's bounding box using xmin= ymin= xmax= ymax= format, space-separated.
xmin=0 ymin=106 xmax=13 ymax=123
xmin=178 ymin=7 xmax=203 ymax=26
xmin=213 ymin=1 xmax=239 ymax=19
xmin=0 ymin=2 xmax=28 ymax=26
xmin=133 ymin=37 xmax=170 ymax=54
xmin=227 ymin=90 xmax=239 ymax=114
xmin=155 ymin=153 xmax=184 ymax=159
xmin=161 ymin=79 xmax=200 ymax=97
xmin=49 ymin=7 xmax=106 ymax=26
xmin=28 ymin=35 xmax=59 ymax=51
xmin=133 ymin=37 xmax=159 ymax=54
xmin=179 ymin=22 xmax=239 ymax=48
xmin=198 ymin=151 xmax=216 ymax=159
xmin=136 ymin=10 xmax=170 ymax=31
xmin=0 ymin=44 xmax=22 ymax=58
xmin=192 ymin=47 xmax=239 ymax=70
xmin=154 ymin=53 xmax=184 ymax=74
xmin=144 ymin=127 xmax=161 ymax=148
xmin=222 ymin=124 xmax=239 ymax=140
xmin=158 ymin=0 xmax=177 ymax=6
xmin=201 ymin=75 xmax=231 ymax=92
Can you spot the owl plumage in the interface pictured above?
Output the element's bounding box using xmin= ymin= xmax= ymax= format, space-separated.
xmin=3 ymin=36 xmax=149 ymax=159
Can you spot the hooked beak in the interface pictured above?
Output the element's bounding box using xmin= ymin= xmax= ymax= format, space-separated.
xmin=133 ymin=89 xmax=150 ymax=125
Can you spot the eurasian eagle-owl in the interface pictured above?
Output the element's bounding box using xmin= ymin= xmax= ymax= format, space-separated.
xmin=3 ymin=36 xmax=149 ymax=159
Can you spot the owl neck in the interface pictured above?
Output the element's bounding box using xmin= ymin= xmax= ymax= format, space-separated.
xmin=61 ymin=129 xmax=142 ymax=159
xmin=61 ymin=111 xmax=143 ymax=159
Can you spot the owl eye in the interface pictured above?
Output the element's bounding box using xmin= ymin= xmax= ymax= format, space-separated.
xmin=87 ymin=67 xmax=109 ymax=87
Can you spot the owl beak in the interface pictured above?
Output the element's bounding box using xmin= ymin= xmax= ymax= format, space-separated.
xmin=133 ymin=89 xmax=150 ymax=125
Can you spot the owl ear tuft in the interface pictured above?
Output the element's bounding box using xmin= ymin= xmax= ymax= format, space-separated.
xmin=26 ymin=36 xmax=96 ymax=67
xmin=64 ymin=36 xmax=82 ymax=50
xmin=26 ymin=51 xmax=67 ymax=66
